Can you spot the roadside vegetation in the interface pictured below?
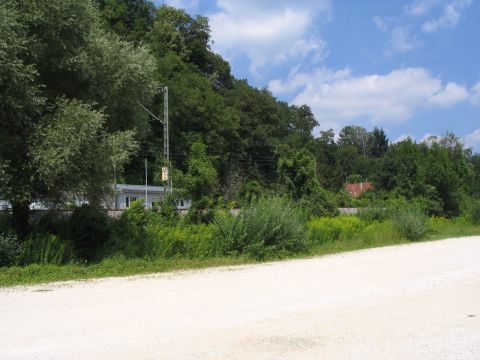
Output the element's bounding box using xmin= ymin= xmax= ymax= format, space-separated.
xmin=1 ymin=0 xmax=480 ymax=286
xmin=2 ymin=196 xmax=480 ymax=287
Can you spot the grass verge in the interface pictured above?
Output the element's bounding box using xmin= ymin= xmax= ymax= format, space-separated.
xmin=1 ymin=219 xmax=480 ymax=287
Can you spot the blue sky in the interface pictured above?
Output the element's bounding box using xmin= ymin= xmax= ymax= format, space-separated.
xmin=159 ymin=0 xmax=480 ymax=151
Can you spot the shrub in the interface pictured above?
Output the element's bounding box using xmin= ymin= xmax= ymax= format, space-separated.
xmin=66 ymin=205 xmax=111 ymax=261
xmin=0 ymin=212 xmax=13 ymax=234
xmin=32 ymin=211 xmax=68 ymax=237
xmin=388 ymin=202 xmax=429 ymax=241
xmin=298 ymin=187 xmax=339 ymax=219
xmin=184 ymin=196 xmax=215 ymax=224
xmin=214 ymin=196 xmax=306 ymax=260
xmin=149 ymin=194 xmax=179 ymax=227
xmin=0 ymin=233 xmax=23 ymax=267
xmin=213 ymin=211 xmax=245 ymax=256
xmin=306 ymin=216 xmax=366 ymax=246
xmin=462 ymin=199 xmax=480 ymax=224
xmin=145 ymin=224 xmax=216 ymax=259
xmin=107 ymin=200 xmax=147 ymax=258
xmin=357 ymin=204 xmax=388 ymax=223
xmin=19 ymin=234 xmax=72 ymax=265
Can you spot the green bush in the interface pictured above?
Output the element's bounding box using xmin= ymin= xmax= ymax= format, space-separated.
xmin=388 ymin=202 xmax=429 ymax=241
xmin=214 ymin=196 xmax=306 ymax=260
xmin=66 ymin=205 xmax=111 ymax=261
xmin=306 ymin=216 xmax=366 ymax=246
xmin=0 ymin=212 xmax=13 ymax=233
xmin=357 ymin=204 xmax=388 ymax=223
xmin=149 ymin=194 xmax=179 ymax=227
xmin=184 ymin=196 xmax=215 ymax=224
xmin=32 ymin=211 xmax=68 ymax=237
xmin=145 ymin=224 xmax=216 ymax=259
xmin=298 ymin=187 xmax=339 ymax=219
xmin=212 ymin=210 xmax=245 ymax=256
xmin=360 ymin=221 xmax=400 ymax=244
xmin=19 ymin=234 xmax=72 ymax=265
xmin=107 ymin=200 xmax=148 ymax=258
xmin=463 ymin=199 xmax=480 ymax=224
xmin=0 ymin=233 xmax=23 ymax=267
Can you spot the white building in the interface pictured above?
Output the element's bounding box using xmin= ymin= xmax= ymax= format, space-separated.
xmin=113 ymin=184 xmax=191 ymax=210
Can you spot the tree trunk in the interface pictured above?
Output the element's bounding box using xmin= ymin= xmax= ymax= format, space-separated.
xmin=11 ymin=201 xmax=30 ymax=238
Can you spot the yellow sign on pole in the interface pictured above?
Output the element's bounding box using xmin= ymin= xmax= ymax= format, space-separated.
xmin=162 ymin=167 xmax=169 ymax=181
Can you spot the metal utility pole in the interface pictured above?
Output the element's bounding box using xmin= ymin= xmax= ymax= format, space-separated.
xmin=145 ymin=158 xmax=148 ymax=208
xmin=112 ymin=159 xmax=117 ymax=210
xmin=137 ymin=86 xmax=172 ymax=194
xmin=161 ymin=86 xmax=173 ymax=194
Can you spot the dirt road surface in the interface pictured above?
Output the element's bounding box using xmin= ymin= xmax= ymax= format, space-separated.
xmin=1 ymin=236 xmax=480 ymax=359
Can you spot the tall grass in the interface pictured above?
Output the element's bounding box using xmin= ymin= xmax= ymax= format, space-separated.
xmin=19 ymin=234 xmax=72 ymax=265
xmin=3 ymin=194 xmax=480 ymax=286
xmin=306 ymin=216 xmax=365 ymax=245
xmin=214 ymin=196 xmax=307 ymax=259
xmin=0 ymin=233 xmax=23 ymax=267
xmin=145 ymin=224 xmax=216 ymax=259
xmin=389 ymin=203 xmax=429 ymax=241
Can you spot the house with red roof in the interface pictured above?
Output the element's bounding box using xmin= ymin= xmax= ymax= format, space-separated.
xmin=344 ymin=182 xmax=374 ymax=198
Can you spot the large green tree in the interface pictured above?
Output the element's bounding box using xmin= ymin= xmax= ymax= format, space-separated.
xmin=0 ymin=0 xmax=156 ymax=234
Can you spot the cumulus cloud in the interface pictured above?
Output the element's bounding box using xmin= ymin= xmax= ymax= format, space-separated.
xmin=471 ymin=82 xmax=480 ymax=106
xmin=269 ymin=67 xmax=469 ymax=131
xmin=372 ymin=16 xmax=389 ymax=32
xmin=372 ymin=18 xmax=422 ymax=55
xmin=427 ymin=82 xmax=469 ymax=106
xmin=394 ymin=134 xmax=416 ymax=143
xmin=163 ymin=0 xmax=199 ymax=11
xmin=387 ymin=26 xmax=423 ymax=54
xmin=464 ymin=129 xmax=480 ymax=150
xmin=405 ymin=0 xmax=440 ymax=16
xmin=208 ymin=0 xmax=331 ymax=72
xmin=422 ymin=0 xmax=472 ymax=33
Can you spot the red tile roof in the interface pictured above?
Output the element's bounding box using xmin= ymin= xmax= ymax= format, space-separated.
xmin=345 ymin=182 xmax=374 ymax=198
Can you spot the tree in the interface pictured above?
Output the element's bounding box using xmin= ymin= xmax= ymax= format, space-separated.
xmin=31 ymin=99 xmax=138 ymax=207
xmin=0 ymin=3 xmax=44 ymax=235
xmin=337 ymin=146 xmax=360 ymax=182
xmin=184 ymin=140 xmax=218 ymax=201
xmin=338 ymin=126 xmax=369 ymax=157
xmin=470 ymin=155 xmax=480 ymax=197
xmin=392 ymin=139 xmax=424 ymax=198
xmin=0 ymin=0 xmax=156 ymax=235
xmin=96 ymin=0 xmax=155 ymax=42
xmin=149 ymin=6 xmax=210 ymax=71
xmin=368 ymin=127 xmax=388 ymax=157
xmin=313 ymin=130 xmax=342 ymax=190
xmin=276 ymin=146 xmax=317 ymax=200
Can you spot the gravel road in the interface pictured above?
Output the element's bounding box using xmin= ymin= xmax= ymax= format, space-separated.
xmin=1 ymin=236 xmax=480 ymax=359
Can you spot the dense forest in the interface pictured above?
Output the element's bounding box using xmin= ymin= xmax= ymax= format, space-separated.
xmin=1 ymin=0 xmax=480 ymax=238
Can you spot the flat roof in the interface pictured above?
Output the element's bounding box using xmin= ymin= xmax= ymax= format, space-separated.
xmin=115 ymin=184 xmax=166 ymax=193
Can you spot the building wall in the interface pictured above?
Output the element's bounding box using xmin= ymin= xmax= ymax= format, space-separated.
xmin=114 ymin=191 xmax=191 ymax=210
xmin=116 ymin=191 xmax=165 ymax=210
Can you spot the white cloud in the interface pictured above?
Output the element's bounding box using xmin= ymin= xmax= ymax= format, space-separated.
xmin=269 ymin=67 xmax=351 ymax=95
xmin=405 ymin=0 xmax=440 ymax=16
xmin=427 ymin=82 xmax=469 ymax=106
xmin=420 ymin=132 xmax=441 ymax=144
xmin=471 ymin=82 xmax=480 ymax=106
xmin=372 ymin=19 xmax=422 ymax=55
xmin=387 ymin=26 xmax=423 ymax=54
xmin=269 ymin=67 xmax=469 ymax=131
xmin=163 ymin=0 xmax=199 ymax=11
xmin=208 ymin=0 xmax=331 ymax=73
xmin=373 ymin=16 xmax=388 ymax=32
xmin=394 ymin=134 xmax=416 ymax=143
xmin=422 ymin=0 xmax=472 ymax=33
xmin=464 ymin=129 xmax=480 ymax=150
